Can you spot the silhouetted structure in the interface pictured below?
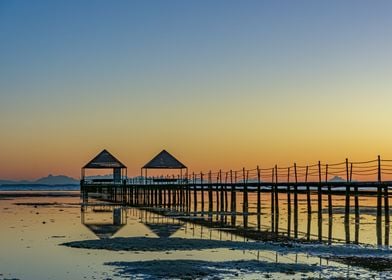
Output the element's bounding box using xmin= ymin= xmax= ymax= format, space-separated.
xmin=81 ymin=206 xmax=127 ymax=239
xmin=81 ymin=154 xmax=392 ymax=246
xmin=141 ymin=150 xmax=187 ymax=182
xmin=81 ymin=149 xmax=127 ymax=184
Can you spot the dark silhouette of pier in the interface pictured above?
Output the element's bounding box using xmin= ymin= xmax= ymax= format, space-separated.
xmin=81 ymin=150 xmax=392 ymax=246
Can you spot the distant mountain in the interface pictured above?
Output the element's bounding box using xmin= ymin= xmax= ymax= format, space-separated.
xmin=34 ymin=174 xmax=79 ymax=185
xmin=329 ymin=176 xmax=345 ymax=182
xmin=0 ymin=179 xmax=15 ymax=185
xmin=0 ymin=174 xmax=79 ymax=186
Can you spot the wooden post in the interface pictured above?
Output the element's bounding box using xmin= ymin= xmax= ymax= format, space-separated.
xmin=377 ymin=155 xmax=382 ymax=246
xmin=168 ymin=184 xmax=171 ymax=208
xmin=294 ymin=163 xmax=298 ymax=239
xmin=162 ymin=187 xmax=166 ymax=207
xmin=201 ymin=172 xmax=204 ymax=216
xmin=222 ymin=172 xmax=228 ymax=224
xmin=345 ymin=158 xmax=350 ymax=244
xmin=257 ymin=166 xmax=261 ymax=231
xmin=318 ymin=161 xmax=322 ymax=242
xmin=307 ymin=210 xmax=311 ymax=241
xmin=208 ymin=171 xmax=213 ymax=218
xmin=187 ymin=169 xmax=191 ymax=212
xmin=231 ymin=170 xmax=236 ymax=226
xmin=155 ymin=185 xmax=158 ymax=207
xmin=215 ymin=172 xmax=220 ymax=218
xmin=243 ymin=168 xmax=249 ymax=228
xmin=287 ymin=167 xmax=291 ymax=238
xmin=352 ymin=162 xmax=359 ymax=244
xmin=381 ymin=156 xmax=390 ymax=246
xmin=193 ymin=172 xmax=197 ymax=215
xmin=220 ymin=169 xmax=224 ymax=214
xmin=326 ymin=164 xmax=332 ymax=217
xmin=326 ymin=163 xmax=332 ymax=245
xmin=230 ymin=170 xmax=235 ymax=212
xmin=274 ymin=165 xmax=279 ymax=233
xmin=219 ymin=170 xmax=225 ymax=224
xmin=386 ymin=181 xmax=390 ymax=246
xmin=173 ymin=175 xmax=177 ymax=208
xmin=376 ymin=156 xmax=382 ymax=246
xmin=306 ymin=165 xmax=311 ymax=215
xmin=224 ymin=172 xmax=228 ymax=214
xmin=271 ymin=167 xmax=275 ymax=233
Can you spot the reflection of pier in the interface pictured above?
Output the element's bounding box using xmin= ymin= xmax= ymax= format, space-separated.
xmin=74 ymin=204 xmax=384 ymax=277
xmin=81 ymin=204 xmax=127 ymax=239
xmin=140 ymin=211 xmax=184 ymax=238
xmin=81 ymin=149 xmax=392 ymax=246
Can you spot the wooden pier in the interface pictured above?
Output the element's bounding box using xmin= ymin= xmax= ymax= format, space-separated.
xmin=81 ymin=150 xmax=392 ymax=246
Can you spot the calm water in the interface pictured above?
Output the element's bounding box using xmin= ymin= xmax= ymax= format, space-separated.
xmin=111 ymin=189 xmax=392 ymax=246
xmin=0 ymin=191 xmax=390 ymax=279
xmin=0 ymin=185 xmax=79 ymax=191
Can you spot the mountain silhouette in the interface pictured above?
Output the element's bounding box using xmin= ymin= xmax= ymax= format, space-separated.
xmin=0 ymin=174 xmax=79 ymax=186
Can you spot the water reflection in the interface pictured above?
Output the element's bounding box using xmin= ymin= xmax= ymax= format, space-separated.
xmin=140 ymin=210 xmax=184 ymax=238
xmin=73 ymin=202 xmax=391 ymax=279
xmin=81 ymin=205 xmax=127 ymax=239
xmin=81 ymin=189 xmax=392 ymax=248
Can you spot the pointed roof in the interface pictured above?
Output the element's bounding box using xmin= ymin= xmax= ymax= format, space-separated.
xmin=143 ymin=150 xmax=186 ymax=169
xmin=83 ymin=149 xmax=126 ymax=169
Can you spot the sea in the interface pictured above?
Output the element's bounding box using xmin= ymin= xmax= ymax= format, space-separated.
xmin=0 ymin=184 xmax=79 ymax=191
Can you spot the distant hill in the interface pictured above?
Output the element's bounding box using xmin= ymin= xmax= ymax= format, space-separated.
xmin=0 ymin=174 xmax=79 ymax=186
xmin=34 ymin=174 xmax=79 ymax=185
xmin=329 ymin=176 xmax=345 ymax=182
xmin=0 ymin=179 xmax=15 ymax=185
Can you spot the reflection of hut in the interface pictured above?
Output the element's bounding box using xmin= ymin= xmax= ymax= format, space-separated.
xmin=81 ymin=206 xmax=127 ymax=239
xmin=81 ymin=149 xmax=127 ymax=184
xmin=141 ymin=150 xmax=187 ymax=182
xmin=140 ymin=210 xmax=184 ymax=238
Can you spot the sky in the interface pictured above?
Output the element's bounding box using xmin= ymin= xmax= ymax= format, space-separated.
xmin=1 ymin=0 xmax=392 ymax=180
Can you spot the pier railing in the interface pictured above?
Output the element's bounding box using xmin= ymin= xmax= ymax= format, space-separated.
xmin=119 ymin=156 xmax=392 ymax=184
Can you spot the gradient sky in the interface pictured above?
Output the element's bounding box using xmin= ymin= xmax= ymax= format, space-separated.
xmin=1 ymin=0 xmax=392 ymax=180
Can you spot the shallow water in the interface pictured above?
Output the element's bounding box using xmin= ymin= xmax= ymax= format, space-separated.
xmin=138 ymin=191 xmax=392 ymax=246
xmin=0 ymin=191 xmax=390 ymax=279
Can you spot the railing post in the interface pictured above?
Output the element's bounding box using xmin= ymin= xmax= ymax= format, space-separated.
xmin=208 ymin=170 xmax=213 ymax=221
xmin=345 ymin=158 xmax=350 ymax=244
xmin=287 ymin=167 xmax=291 ymax=237
xmin=318 ymin=161 xmax=322 ymax=242
xmin=271 ymin=167 xmax=275 ymax=232
xmin=242 ymin=168 xmax=248 ymax=228
xmin=257 ymin=166 xmax=261 ymax=231
xmin=377 ymin=155 xmax=383 ymax=246
xmin=352 ymin=162 xmax=359 ymax=244
xmin=294 ymin=163 xmax=298 ymax=239
xmin=383 ymin=155 xmax=390 ymax=246
xmin=306 ymin=165 xmax=311 ymax=215
xmin=231 ymin=170 xmax=237 ymax=226
xmin=274 ymin=165 xmax=279 ymax=233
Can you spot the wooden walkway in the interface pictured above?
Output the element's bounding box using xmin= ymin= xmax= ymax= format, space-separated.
xmin=81 ymin=156 xmax=392 ymax=246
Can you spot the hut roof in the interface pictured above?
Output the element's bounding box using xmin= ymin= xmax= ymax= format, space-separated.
xmin=143 ymin=150 xmax=186 ymax=169
xmin=83 ymin=149 xmax=126 ymax=169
